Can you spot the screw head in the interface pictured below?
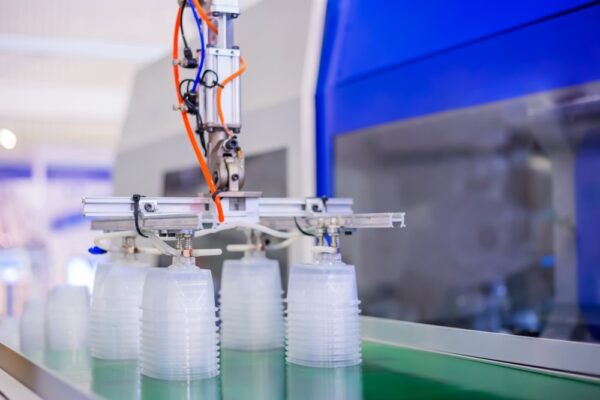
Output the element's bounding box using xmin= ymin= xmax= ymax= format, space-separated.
xmin=312 ymin=204 xmax=320 ymax=212
xmin=143 ymin=203 xmax=155 ymax=212
xmin=231 ymin=174 xmax=239 ymax=182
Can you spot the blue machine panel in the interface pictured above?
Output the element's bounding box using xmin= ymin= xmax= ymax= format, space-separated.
xmin=576 ymin=135 xmax=600 ymax=338
xmin=329 ymin=0 xmax=594 ymax=85
xmin=317 ymin=1 xmax=600 ymax=196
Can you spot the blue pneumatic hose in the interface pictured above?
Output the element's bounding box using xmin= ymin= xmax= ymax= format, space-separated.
xmin=188 ymin=0 xmax=206 ymax=93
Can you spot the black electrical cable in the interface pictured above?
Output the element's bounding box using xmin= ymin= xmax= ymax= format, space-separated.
xmin=294 ymin=217 xmax=316 ymax=237
xmin=321 ymin=196 xmax=329 ymax=212
xmin=132 ymin=194 xmax=148 ymax=238
xmin=195 ymin=112 xmax=207 ymax=155
xmin=200 ymin=69 xmax=221 ymax=89
xmin=178 ymin=1 xmax=207 ymax=155
xmin=179 ymin=79 xmax=195 ymax=102
xmin=179 ymin=78 xmax=200 ymax=116
xmin=179 ymin=0 xmax=189 ymax=49
xmin=0 ymin=389 xmax=10 ymax=400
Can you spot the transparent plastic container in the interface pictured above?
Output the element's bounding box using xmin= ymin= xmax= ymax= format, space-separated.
xmin=287 ymin=363 xmax=363 ymax=400
xmin=0 ymin=317 xmax=20 ymax=351
xmin=45 ymin=285 xmax=90 ymax=351
xmin=89 ymin=256 xmax=148 ymax=360
xmin=286 ymin=357 xmax=362 ymax=369
xmin=20 ymin=299 xmax=45 ymax=356
xmin=285 ymin=253 xmax=362 ymax=368
xmin=140 ymin=257 xmax=219 ymax=381
xmin=220 ymin=253 xmax=285 ymax=351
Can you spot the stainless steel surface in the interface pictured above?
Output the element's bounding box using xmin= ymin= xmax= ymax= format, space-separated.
xmin=361 ymin=316 xmax=600 ymax=377
xmin=85 ymin=195 xmax=404 ymax=234
xmin=83 ymin=196 xmax=354 ymax=224
xmin=0 ymin=369 xmax=42 ymax=400
xmin=0 ymin=344 xmax=98 ymax=400
xmin=210 ymin=0 xmax=240 ymax=15
xmin=203 ymin=47 xmax=241 ymax=130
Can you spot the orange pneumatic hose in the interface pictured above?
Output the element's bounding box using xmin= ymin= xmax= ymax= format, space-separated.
xmin=217 ymin=57 xmax=247 ymax=137
xmin=172 ymin=7 xmax=225 ymax=223
xmin=192 ymin=0 xmax=218 ymax=33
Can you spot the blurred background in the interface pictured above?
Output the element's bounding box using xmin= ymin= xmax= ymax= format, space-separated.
xmin=1 ymin=0 xmax=600 ymax=346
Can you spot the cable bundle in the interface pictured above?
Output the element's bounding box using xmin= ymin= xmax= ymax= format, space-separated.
xmin=172 ymin=1 xmax=247 ymax=223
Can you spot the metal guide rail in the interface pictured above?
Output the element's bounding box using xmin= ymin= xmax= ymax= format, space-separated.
xmin=82 ymin=193 xmax=406 ymax=233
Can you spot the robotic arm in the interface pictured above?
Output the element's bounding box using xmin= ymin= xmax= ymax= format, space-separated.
xmin=175 ymin=0 xmax=246 ymax=196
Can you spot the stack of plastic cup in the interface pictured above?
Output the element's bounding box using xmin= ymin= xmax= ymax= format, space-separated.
xmin=221 ymin=349 xmax=285 ymax=400
xmin=140 ymin=256 xmax=220 ymax=381
xmin=285 ymin=253 xmax=362 ymax=368
xmin=287 ymin=364 xmax=363 ymax=400
xmin=20 ymin=299 xmax=46 ymax=357
xmin=90 ymin=257 xmax=148 ymax=360
xmin=0 ymin=317 xmax=20 ymax=351
xmin=45 ymin=285 xmax=90 ymax=351
xmin=220 ymin=253 xmax=284 ymax=350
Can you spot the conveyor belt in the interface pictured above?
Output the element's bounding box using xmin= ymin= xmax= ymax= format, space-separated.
xmin=36 ymin=341 xmax=600 ymax=400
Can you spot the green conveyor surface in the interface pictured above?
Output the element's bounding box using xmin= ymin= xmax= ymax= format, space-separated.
xmin=37 ymin=341 xmax=600 ymax=400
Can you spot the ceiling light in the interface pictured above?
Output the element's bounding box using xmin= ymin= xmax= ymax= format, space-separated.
xmin=0 ymin=129 xmax=17 ymax=150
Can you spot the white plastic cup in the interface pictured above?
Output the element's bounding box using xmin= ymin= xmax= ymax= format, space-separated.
xmin=221 ymin=349 xmax=285 ymax=400
xmin=285 ymin=254 xmax=361 ymax=368
xmin=20 ymin=299 xmax=46 ymax=356
xmin=89 ymin=258 xmax=148 ymax=360
xmin=220 ymin=253 xmax=284 ymax=351
xmin=140 ymin=257 xmax=219 ymax=381
xmin=45 ymin=285 xmax=90 ymax=351
xmin=287 ymin=363 xmax=363 ymax=400
xmin=0 ymin=317 xmax=20 ymax=351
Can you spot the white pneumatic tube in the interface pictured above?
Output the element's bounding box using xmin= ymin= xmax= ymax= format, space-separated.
xmin=285 ymin=253 xmax=362 ymax=368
